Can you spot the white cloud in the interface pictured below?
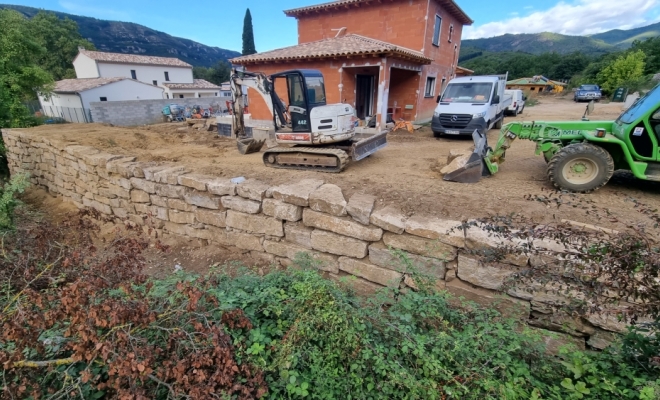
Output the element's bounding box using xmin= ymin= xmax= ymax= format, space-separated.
xmin=58 ymin=1 xmax=132 ymax=20
xmin=464 ymin=0 xmax=659 ymax=39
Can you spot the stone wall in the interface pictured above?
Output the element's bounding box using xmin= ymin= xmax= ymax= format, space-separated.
xmin=3 ymin=128 xmax=629 ymax=351
xmin=89 ymin=97 xmax=228 ymax=126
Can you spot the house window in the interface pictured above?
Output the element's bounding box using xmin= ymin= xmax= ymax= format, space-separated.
xmin=153 ymin=80 xmax=157 ymax=86
xmin=166 ymin=94 xmax=169 ymax=99
xmin=432 ymin=15 xmax=442 ymax=47
xmin=425 ymin=77 xmax=436 ymax=97
xmin=198 ymin=94 xmax=201 ymax=98
xmin=449 ymin=25 xmax=454 ymax=42
xmin=131 ymin=70 xmax=137 ymax=79
xmin=164 ymin=71 xmax=170 ymax=81
xmin=215 ymin=92 xmax=218 ymax=96
xmin=179 ymin=94 xmax=184 ymax=98
xmin=99 ymin=97 xmax=107 ymax=101
xmin=440 ymin=77 xmax=447 ymax=95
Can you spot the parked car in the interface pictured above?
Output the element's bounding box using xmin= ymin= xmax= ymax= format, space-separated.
xmin=574 ymin=84 xmax=602 ymax=102
xmin=504 ymin=89 xmax=526 ymax=116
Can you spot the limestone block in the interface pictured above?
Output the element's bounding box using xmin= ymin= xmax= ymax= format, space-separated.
xmin=465 ymin=222 xmax=529 ymax=267
xmin=221 ymin=196 xmax=261 ymax=214
xmin=112 ymin=207 xmax=129 ymax=219
xmin=150 ymin=195 xmax=168 ymax=207
xmin=528 ymin=311 xmax=596 ymax=337
xmin=106 ymin=184 xmax=130 ymax=199
xmin=106 ymin=159 xmax=138 ymax=176
xmin=382 ymin=232 xmax=456 ymax=261
xmin=177 ymin=173 xmax=216 ymax=191
xmin=81 ymin=152 xmax=124 ymax=167
xmin=111 ymin=162 xmax=142 ymax=178
xmin=143 ymin=165 xmax=173 ymax=181
xmin=195 ymin=209 xmax=226 ymax=228
xmin=134 ymin=204 xmax=153 ymax=215
xmin=271 ymin=179 xmax=324 ymax=206
xmin=310 ymin=230 xmax=368 ymax=258
xmin=250 ymin=251 xmax=277 ymax=266
xmin=338 ymin=257 xmax=403 ymax=287
xmin=368 ymin=242 xmax=446 ymax=279
xmin=346 ymin=193 xmax=376 ymax=225
xmin=226 ymin=231 xmax=263 ymax=251
xmin=370 ymin=206 xmax=407 ymax=234
xmin=284 ymin=223 xmax=313 ymax=249
xmin=130 ymin=178 xmax=157 ymax=194
xmin=207 ymin=178 xmax=237 ymax=196
xmin=155 ymin=183 xmax=187 ymax=199
xmin=263 ymin=198 xmax=302 ymax=221
xmin=263 ymin=240 xmax=338 ymax=273
xmin=302 ymin=209 xmax=382 ymax=242
xmin=184 ymin=190 xmax=221 ymax=209
xmin=82 ymin=197 xmax=112 ymax=215
xmin=187 ymin=225 xmax=227 ymax=242
xmin=65 ymin=145 xmax=99 ymax=159
xmin=167 ymin=198 xmax=194 ymax=212
xmin=531 ymin=327 xmax=586 ymax=354
xmin=586 ymin=330 xmax=619 ymax=350
xmin=153 ymin=166 xmax=187 ymax=185
xmin=130 ymin=189 xmax=151 ymax=203
xmin=163 ymin=221 xmax=189 ymax=236
xmin=329 ymin=273 xmax=384 ymax=295
xmin=109 ymin=176 xmax=132 ymax=190
xmin=97 ymin=188 xmax=117 ymax=199
xmin=405 ymin=215 xmax=465 ymax=248
xmin=155 ymin=207 xmax=169 ymax=221
xmin=444 ymin=278 xmax=531 ymax=320
xmin=169 ymin=210 xmax=196 ymax=224
xmin=457 ymin=255 xmax=519 ymax=291
xmin=309 ymin=184 xmax=347 ymax=216
xmin=236 ymin=179 xmax=271 ymax=201
xmin=226 ymin=210 xmax=283 ymax=237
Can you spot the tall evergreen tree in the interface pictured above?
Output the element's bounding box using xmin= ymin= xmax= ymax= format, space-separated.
xmin=242 ymin=8 xmax=256 ymax=56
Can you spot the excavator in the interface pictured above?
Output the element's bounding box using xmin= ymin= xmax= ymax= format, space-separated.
xmin=228 ymin=68 xmax=388 ymax=172
xmin=444 ymin=83 xmax=660 ymax=193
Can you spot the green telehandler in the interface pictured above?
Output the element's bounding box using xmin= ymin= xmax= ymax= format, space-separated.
xmin=444 ymin=83 xmax=660 ymax=193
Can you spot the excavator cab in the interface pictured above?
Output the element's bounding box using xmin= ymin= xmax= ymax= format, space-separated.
xmin=270 ymin=70 xmax=327 ymax=133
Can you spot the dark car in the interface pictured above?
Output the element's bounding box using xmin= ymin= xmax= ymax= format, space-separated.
xmin=574 ymin=84 xmax=602 ymax=102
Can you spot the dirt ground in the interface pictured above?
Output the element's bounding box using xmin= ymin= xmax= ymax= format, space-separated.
xmin=20 ymin=95 xmax=660 ymax=234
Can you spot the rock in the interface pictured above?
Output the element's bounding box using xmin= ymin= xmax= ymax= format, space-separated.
xmin=263 ymin=198 xmax=302 ymax=221
xmin=207 ymin=178 xmax=237 ymax=196
xmin=177 ymin=173 xmax=216 ymax=191
xmin=82 ymin=197 xmax=112 ymax=215
xmin=444 ymin=278 xmax=530 ymax=320
xmin=338 ymin=257 xmax=403 ymax=287
xmin=155 ymin=183 xmax=187 ymax=199
xmin=226 ymin=210 xmax=283 ymax=237
xmin=130 ymin=189 xmax=151 ymax=203
xmin=226 ymin=231 xmax=263 ymax=251
xmin=184 ymin=190 xmax=222 ymax=209
xmin=528 ymin=311 xmax=596 ymax=337
xmin=587 ymin=330 xmax=619 ymax=350
xmin=368 ymin=242 xmax=446 ymax=278
xmin=221 ymin=196 xmax=261 ymax=214
xmin=130 ymin=178 xmax=157 ymax=194
xmin=370 ymin=206 xmax=407 ymax=234
xmin=143 ymin=165 xmax=173 ymax=181
xmin=167 ymin=198 xmax=194 ymax=212
xmin=329 ymin=273 xmax=383 ymax=296
xmin=150 ymin=195 xmax=168 ymax=207
xmin=404 ymin=215 xmax=465 ymax=247
xmin=303 ymin=209 xmax=382 ymax=241
xmin=236 ymin=179 xmax=271 ymax=201
xmin=271 ymin=179 xmax=324 ymax=206
xmin=346 ymin=193 xmax=376 ymax=225
xmin=530 ymin=327 xmax=586 ymax=354
xmin=311 ymin=229 xmax=368 ymax=258
xmin=309 ymin=184 xmax=347 ymax=216
xmin=447 ymin=148 xmax=471 ymax=164
xmin=440 ymin=153 xmax=470 ymax=175
xmin=456 ymin=255 xmax=519 ymax=291
xmin=195 ymin=209 xmax=226 ymax=228
xmin=284 ymin=223 xmax=313 ymax=249
xmin=465 ymin=222 xmax=529 ymax=267
xmin=382 ymin=232 xmax=456 ymax=260
xmin=153 ymin=166 xmax=187 ymax=184
xmin=169 ymin=210 xmax=196 ymax=224
xmin=263 ymin=240 xmax=338 ymax=273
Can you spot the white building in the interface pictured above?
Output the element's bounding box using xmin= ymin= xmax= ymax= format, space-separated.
xmin=38 ymin=78 xmax=164 ymax=122
xmin=71 ymin=49 xmax=220 ymax=99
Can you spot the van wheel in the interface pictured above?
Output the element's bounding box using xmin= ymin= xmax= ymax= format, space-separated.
xmin=494 ymin=117 xmax=503 ymax=129
xmin=519 ymin=106 xmax=524 ymax=115
xmin=547 ymin=143 xmax=614 ymax=193
xmin=433 ymin=131 xmax=443 ymax=138
xmin=513 ymin=107 xmax=519 ymax=117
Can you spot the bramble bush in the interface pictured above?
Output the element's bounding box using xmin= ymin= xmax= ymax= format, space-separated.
xmin=0 ymin=208 xmax=658 ymax=399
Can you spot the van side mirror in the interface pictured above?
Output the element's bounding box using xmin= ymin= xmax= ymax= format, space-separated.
xmin=436 ymin=95 xmax=441 ymax=103
xmin=492 ymin=95 xmax=500 ymax=105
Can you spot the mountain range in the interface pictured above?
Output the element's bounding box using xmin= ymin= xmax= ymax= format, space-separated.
xmin=0 ymin=4 xmax=240 ymax=68
xmin=461 ymin=21 xmax=660 ymax=56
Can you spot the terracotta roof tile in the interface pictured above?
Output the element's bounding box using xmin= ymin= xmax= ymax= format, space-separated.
xmin=162 ymin=79 xmax=221 ymax=90
xmin=231 ymin=34 xmax=432 ymax=64
xmin=79 ymin=50 xmax=192 ymax=68
xmin=284 ymin=0 xmax=473 ymax=25
xmin=53 ymin=77 xmax=127 ymax=93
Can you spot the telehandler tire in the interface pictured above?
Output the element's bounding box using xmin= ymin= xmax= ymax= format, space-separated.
xmin=547 ymin=143 xmax=614 ymax=193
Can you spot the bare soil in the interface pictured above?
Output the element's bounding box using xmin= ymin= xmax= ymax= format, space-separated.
xmin=22 ymin=96 xmax=660 ymax=233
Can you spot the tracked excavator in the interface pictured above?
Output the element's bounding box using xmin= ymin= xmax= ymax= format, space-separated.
xmin=228 ymin=68 xmax=388 ymax=172
xmin=444 ymin=83 xmax=660 ymax=193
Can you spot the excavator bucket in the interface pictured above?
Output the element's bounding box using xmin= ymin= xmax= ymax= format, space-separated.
xmin=443 ymin=130 xmax=490 ymax=184
xmin=237 ymin=138 xmax=266 ymax=155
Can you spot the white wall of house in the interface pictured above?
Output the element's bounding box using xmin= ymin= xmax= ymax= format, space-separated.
xmin=165 ymin=88 xmax=220 ymax=99
xmin=97 ymin=63 xmax=193 ymax=86
xmin=72 ymin=54 xmax=100 ymax=78
xmin=39 ymin=93 xmax=83 ymax=111
xmin=79 ymin=80 xmax=164 ymax=109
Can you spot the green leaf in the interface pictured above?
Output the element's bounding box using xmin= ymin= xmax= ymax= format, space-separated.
xmin=561 ymin=378 xmax=575 ymax=390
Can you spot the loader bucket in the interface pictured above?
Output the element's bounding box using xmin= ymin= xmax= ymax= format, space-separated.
xmin=443 ymin=130 xmax=489 ymax=184
xmin=237 ymin=138 xmax=266 ymax=155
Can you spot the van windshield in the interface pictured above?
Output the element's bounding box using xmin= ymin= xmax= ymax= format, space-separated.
xmin=441 ymin=82 xmax=493 ymax=103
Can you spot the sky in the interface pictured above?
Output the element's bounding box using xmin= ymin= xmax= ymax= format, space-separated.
xmin=3 ymin=0 xmax=660 ymax=52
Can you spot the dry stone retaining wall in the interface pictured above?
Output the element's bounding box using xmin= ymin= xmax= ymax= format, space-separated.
xmin=3 ymin=128 xmax=628 ymax=351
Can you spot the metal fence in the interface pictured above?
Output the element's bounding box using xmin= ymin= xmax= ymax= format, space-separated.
xmin=23 ymin=101 xmax=93 ymax=123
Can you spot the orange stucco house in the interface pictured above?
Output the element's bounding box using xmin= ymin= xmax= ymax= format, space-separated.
xmin=231 ymin=0 xmax=472 ymax=129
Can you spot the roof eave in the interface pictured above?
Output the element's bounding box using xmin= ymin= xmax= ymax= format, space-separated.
xmin=232 ymin=52 xmax=431 ymax=65
xmin=93 ymin=60 xmax=192 ymax=69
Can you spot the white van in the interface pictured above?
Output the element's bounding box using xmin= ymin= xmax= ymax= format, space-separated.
xmin=504 ymin=89 xmax=526 ymax=116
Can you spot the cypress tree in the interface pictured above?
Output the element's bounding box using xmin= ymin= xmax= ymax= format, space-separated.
xmin=242 ymin=9 xmax=256 ymax=56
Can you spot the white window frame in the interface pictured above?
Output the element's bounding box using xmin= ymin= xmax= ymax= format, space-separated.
xmin=432 ymin=15 xmax=442 ymax=47
xmin=425 ymin=76 xmax=437 ymax=98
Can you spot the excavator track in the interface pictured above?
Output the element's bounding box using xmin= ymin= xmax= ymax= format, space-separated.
xmin=262 ymin=147 xmax=350 ymax=173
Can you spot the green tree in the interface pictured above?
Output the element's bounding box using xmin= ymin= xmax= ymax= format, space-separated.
xmin=26 ymin=11 xmax=95 ymax=80
xmin=631 ymin=37 xmax=660 ymax=75
xmin=242 ymin=8 xmax=256 ymax=56
xmin=597 ymin=49 xmax=646 ymax=93
xmin=193 ymin=61 xmax=230 ymax=85
xmin=0 ymin=9 xmax=53 ymax=129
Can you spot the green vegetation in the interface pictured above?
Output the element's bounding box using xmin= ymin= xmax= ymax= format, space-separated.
xmin=242 ymin=8 xmax=257 ymax=56
xmin=591 ymin=21 xmax=660 ymax=48
xmin=193 ymin=61 xmax=231 ymax=86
